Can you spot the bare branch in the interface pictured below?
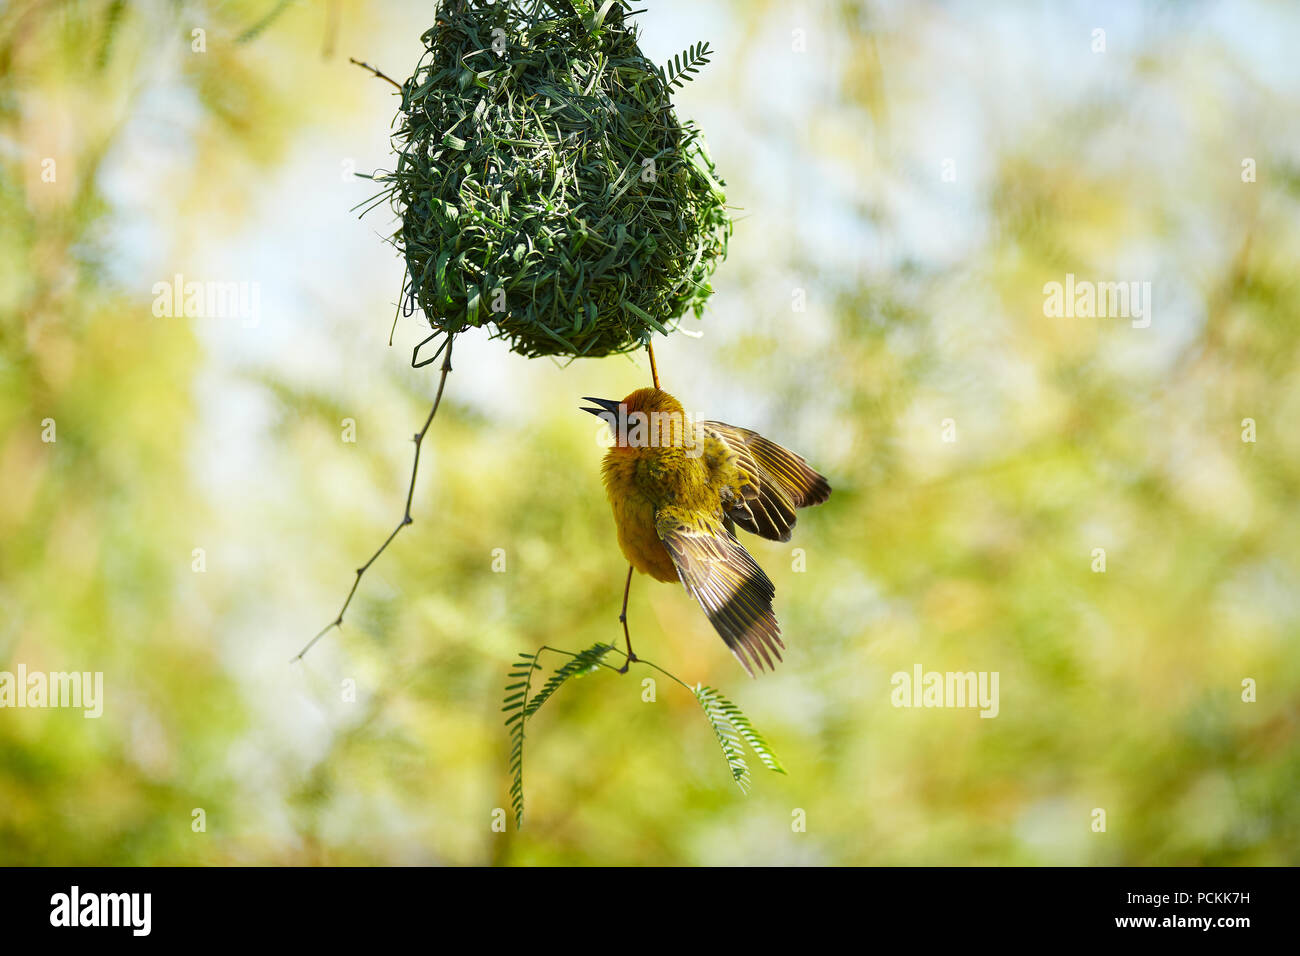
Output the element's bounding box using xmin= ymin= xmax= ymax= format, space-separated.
xmin=349 ymin=57 xmax=403 ymax=92
xmin=294 ymin=335 xmax=455 ymax=661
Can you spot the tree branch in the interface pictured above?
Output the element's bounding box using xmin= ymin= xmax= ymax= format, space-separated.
xmin=349 ymin=56 xmax=403 ymax=92
xmin=294 ymin=334 xmax=455 ymax=661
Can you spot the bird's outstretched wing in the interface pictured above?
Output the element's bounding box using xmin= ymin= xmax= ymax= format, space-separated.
xmin=655 ymin=507 xmax=784 ymax=676
xmin=703 ymin=421 xmax=832 ymax=542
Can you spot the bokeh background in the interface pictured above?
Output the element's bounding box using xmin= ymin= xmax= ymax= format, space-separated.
xmin=2 ymin=0 xmax=1298 ymax=865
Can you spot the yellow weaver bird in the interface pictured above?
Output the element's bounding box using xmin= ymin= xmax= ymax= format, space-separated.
xmin=582 ymin=387 xmax=831 ymax=675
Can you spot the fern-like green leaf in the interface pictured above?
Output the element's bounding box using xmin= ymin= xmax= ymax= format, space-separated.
xmin=503 ymin=651 xmax=539 ymax=828
xmin=713 ymin=693 xmax=787 ymax=775
xmin=693 ymin=684 xmax=751 ymax=792
xmin=693 ymin=684 xmax=786 ymax=791
xmin=503 ymin=644 xmax=613 ymax=828
xmin=523 ymin=644 xmax=614 ymax=719
xmin=659 ymin=41 xmax=713 ymax=91
xmin=504 ymin=646 xmax=781 ymax=827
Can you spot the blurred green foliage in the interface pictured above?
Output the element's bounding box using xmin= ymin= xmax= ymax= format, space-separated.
xmin=1 ymin=0 xmax=1297 ymax=865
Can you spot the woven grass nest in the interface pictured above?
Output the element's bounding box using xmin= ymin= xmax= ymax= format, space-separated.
xmin=376 ymin=0 xmax=733 ymax=360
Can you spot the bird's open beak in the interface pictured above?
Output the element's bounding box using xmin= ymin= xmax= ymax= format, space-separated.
xmin=580 ymin=396 xmax=622 ymax=419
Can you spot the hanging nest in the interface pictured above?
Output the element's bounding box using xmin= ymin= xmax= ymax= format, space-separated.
xmin=375 ymin=0 xmax=733 ymax=360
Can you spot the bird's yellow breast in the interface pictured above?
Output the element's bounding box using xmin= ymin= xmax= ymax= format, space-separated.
xmin=601 ymin=446 xmax=713 ymax=583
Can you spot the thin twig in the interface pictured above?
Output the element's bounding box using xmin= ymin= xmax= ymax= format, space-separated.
xmin=349 ymin=56 xmax=403 ymax=92
xmin=531 ymin=643 xmax=695 ymax=693
xmin=293 ymin=335 xmax=455 ymax=661
xmin=646 ymin=340 xmax=661 ymax=390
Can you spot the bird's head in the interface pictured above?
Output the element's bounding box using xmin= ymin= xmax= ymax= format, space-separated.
xmin=581 ymin=388 xmax=691 ymax=451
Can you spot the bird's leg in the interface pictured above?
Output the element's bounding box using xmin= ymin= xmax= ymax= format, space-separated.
xmin=617 ymin=563 xmax=638 ymax=673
